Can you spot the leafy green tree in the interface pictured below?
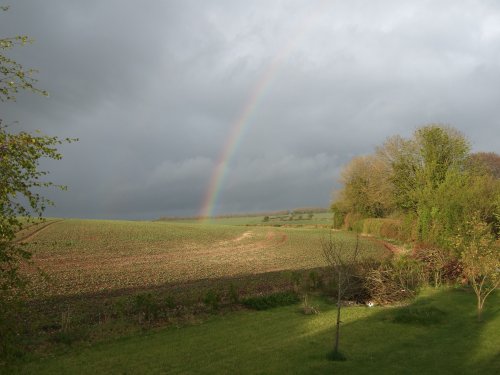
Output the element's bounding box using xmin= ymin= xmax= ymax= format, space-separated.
xmin=0 ymin=9 xmax=47 ymax=101
xmin=389 ymin=125 xmax=470 ymax=215
xmin=1 ymin=8 xmax=74 ymax=358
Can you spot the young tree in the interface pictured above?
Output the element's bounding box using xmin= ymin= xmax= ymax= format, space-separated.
xmin=454 ymin=214 xmax=500 ymax=322
xmin=322 ymin=233 xmax=361 ymax=360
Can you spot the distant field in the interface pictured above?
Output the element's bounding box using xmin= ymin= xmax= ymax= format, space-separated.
xmin=160 ymin=212 xmax=335 ymax=226
xmin=22 ymin=219 xmax=387 ymax=299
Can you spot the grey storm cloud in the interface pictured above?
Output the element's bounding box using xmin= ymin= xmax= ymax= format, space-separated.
xmin=1 ymin=0 xmax=499 ymax=219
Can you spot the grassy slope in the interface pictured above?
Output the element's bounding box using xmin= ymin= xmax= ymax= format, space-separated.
xmin=15 ymin=288 xmax=499 ymax=374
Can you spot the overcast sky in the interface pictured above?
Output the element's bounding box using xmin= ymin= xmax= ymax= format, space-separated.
xmin=2 ymin=1 xmax=499 ymax=219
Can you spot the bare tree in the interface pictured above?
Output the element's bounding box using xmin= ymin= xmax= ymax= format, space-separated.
xmin=322 ymin=233 xmax=361 ymax=360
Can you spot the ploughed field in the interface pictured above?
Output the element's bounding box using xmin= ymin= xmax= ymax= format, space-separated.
xmin=21 ymin=219 xmax=389 ymax=299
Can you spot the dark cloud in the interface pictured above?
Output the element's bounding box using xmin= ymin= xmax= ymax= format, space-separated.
xmin=2 ymin=1 xmax=499 ymax=219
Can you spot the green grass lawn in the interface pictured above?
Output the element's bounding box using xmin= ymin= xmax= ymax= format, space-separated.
xmin=13 ymin=288 xmax=499 ymax=374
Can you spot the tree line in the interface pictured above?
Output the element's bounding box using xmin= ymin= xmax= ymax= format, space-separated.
xmin=332 ymin=124 xmax=499 ymax=246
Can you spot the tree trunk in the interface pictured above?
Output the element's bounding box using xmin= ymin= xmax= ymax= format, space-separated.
xmin=477 ymin=296 xmax=483 ymax=322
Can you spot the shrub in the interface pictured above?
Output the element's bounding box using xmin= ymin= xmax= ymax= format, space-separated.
xmin=203 ymin=289 xmax=220 ymax=310
xmin=308 ymin=270 xmax=321 ymax=290
xmin=343 ymin=212 xmax=364 ymax=231
xmin=242 ymin=291 xmax=300 ymax=310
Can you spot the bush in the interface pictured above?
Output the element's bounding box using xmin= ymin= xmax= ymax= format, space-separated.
xmin=134 ymin=293 xmax=160 ymax=321
xmin=228 ymin=283 xmax=239 ymax=304
xmin=362 ymin=218 xmax=384 ymax=235
xmin=351 ymin=219 xmax=365 ymax=233
xmin=242 ymin=291 xmax=300 ymax=310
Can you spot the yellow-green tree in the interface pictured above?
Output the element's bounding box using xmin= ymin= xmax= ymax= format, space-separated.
xmin=454 ymin=214 xmax=500 ymax=322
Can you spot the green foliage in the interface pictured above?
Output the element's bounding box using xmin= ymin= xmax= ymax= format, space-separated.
xmin=242 ymin=291 xmax=299 ymax=310
xmin=0 ymin=13 xmax=48 ymax=101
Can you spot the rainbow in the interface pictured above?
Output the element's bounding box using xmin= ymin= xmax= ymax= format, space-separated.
xmin=199 ymin=3 xmax=328 ymax=221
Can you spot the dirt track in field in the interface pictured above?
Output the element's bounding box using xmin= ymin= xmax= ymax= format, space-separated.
xmin=16 ymin=220 xmax=65 ymax=244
